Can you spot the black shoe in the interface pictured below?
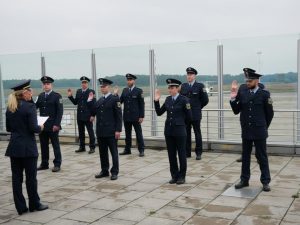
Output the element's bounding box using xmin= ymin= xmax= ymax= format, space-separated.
xmin=176 ymin=178 xmax=186 ymax=185
xmin=169 ymin=178 xmax=177 ymax=184
xmin=75 ymin=147 xmax=86 ymax=153
xmin=18 ymin=207 xmax=28 ymax=215
xmin=95 ymin=171 xmax=109 ymax=178
xmin=236 ymin=157 xmax=242 ymax=162
xmin=139 ymin=152 xmax=145 ymax=157
xmin=88 ymin=148 xmax=95 ymax=154
xmin=263 ymin=184 xmax=271 ymax=192
xmin=119 ymin=150 xmax=131 ymax=155
xmin=235 ymin=181 xmax=249 ymax=189
xmin=37 ymin=165 xmax=49 ymax=171
xmin=111 ymin=174 xmax=118 ymax=180
xmin=52 ymin=166 xmax=60 ymax=172
xmin=196 ymin=155 xmax=202 ymax=160
xmin=29 ymin=203 xmax=48 ymax=212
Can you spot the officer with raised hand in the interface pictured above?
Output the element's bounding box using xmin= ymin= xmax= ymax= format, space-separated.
xmin=68 ymin=76 xmax=96 ymax=154
xmin=154 ymin=79 xmax=192 ymax=185
xmin=230 ymin=68 xmax=274 ymax=192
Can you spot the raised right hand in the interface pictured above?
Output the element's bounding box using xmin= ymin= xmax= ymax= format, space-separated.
xmin=230 ymin=80 xmax=238 ymax=99
xmin=67 ymin=88 xmax=72 ymax=97
xmin=88 ymin=92 xmax=94 ymax=101
xmin=113 ymin=86 xmax=119 ymax=95
xmin=154 ymin=89 xmax=161 ymax=101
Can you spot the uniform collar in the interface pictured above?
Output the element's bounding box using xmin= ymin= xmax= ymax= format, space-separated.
xmin=189 ymin=80 xmax=196 ymax=86
xmin=172 ymin=93 xmax=179 ymax=101
xmin=82 ymin=88 xmax=88 ymax=92
xmin=45 ymin=90 xmax=52 ymax=95
xmin=250 ymin=86 xmax=259 ymax=94
xmin=103 ymin=92 xmax=111 ymax=98
xmin=129 ymin=85 xmax=135 ymax=91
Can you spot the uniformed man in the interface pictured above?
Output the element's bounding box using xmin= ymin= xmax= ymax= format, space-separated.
xmin=6 ymin=80 xmax=48 ymax=215
xmin=180 ymin=67 xmax=209 ymax=160
xmin=230 ymin=68 xmax=274 ymax=192
xmin=236 ymin=73 xmax=265 ymax=163
xmin=36 ymin=76 xmax=63 ymax=172
xmin=117 ymin=73 xmax=145 ymax=157
xmin=68 ymin=76 xmax=96 ymax=154
xmin=154 ymin=79 xmax=192 ymax=185
xmin=87 ymin=78 xmax=122 ymax=180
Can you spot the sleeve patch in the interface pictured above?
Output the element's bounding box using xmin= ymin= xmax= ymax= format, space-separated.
xmin=117 ymin=102 xmax=121 ymax=108
xmin=186 ymin=103 xmax=191 ymax=109
xmin=59 ymin=98 xmax=63 ymax=104
xmin=203 ymin=88 xmax=207 ymax=92
xmin=268 ymin=98 xmax=273 ymax=105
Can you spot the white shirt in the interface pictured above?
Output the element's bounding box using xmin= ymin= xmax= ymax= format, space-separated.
xmin=103 ymin=92 xmax=112 ymax=99
xmin=188 ymin=80 xmax=196 ymax=87
xmin=172 ymin=93 xmax=179 ymax=101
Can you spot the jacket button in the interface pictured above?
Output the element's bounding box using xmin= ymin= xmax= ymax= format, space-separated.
xmin=249 ymin=123 xmax=251 ymax=125
xmin=249 ymin=116 xmax=251 ymax=118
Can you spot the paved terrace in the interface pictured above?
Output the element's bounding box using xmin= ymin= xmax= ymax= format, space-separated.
xmin=0 ymin=141 xmax=299 ymax=225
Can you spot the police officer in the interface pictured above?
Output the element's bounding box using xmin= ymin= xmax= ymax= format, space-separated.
xmin=236 ymin=71 xmax=266 ymax=163
xmin=68 ymin=76 xmax=96 ymax=154
xmin=180 ymin=67 xmax=209 ymax=160
xmin=117 ymin=73 xmax=145 ymax=157
xmin=87 ymin=78 xmax=122 ymax=180
xmin=6 ymin=80 xmax=48 ymax=215
xmin=154 ymin=79 xmax=192 ymax=185
xmin=36 ymin=76 xmax=63 ymax=172
xmin=230 ymin=68 xmax=274 ymax=192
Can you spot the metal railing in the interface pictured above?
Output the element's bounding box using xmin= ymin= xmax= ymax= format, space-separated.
xmin=1 ymin=106 xmax=299 ymax=146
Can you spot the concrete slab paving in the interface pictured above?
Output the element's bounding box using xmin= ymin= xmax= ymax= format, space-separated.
xmin=0 ymin=141 xmax=299 ymax=224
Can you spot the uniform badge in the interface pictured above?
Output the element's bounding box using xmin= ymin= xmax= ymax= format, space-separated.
xmin=186 ymin=103 xmax=191 ymax=109
xmin=117 ymin=102 xmax=121 ymax=108
xmin=59 ymin=98 xmax=63 ymax=104
xmin=268 ymin=98 xmax=273 ymax=105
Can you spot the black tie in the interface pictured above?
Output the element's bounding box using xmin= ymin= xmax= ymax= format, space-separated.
xmin=45 ymin=93 xmax=49 ymax=98
xmin=250 ymin=91 xmax=254 ymax=95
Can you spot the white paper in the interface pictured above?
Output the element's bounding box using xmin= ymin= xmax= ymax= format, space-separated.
xmin=37 ymin=116 xmax=49 ymax=126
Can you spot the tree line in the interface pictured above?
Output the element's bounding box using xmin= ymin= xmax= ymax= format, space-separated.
xmin=3 ymin=72 xmax=297 ymax=88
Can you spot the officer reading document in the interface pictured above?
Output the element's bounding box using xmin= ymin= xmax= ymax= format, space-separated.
xmin=154 ymin=79 xmax=192 ymax=185
xmin=230 ymin=68 xmax=274 ymax=192
xmin=5 ymin=80 xmax=48 ymax=215
xmin=88 ymin=78 xmax=122 ymax=181
xmin=68 ymin=76 xmax=96 ymax=154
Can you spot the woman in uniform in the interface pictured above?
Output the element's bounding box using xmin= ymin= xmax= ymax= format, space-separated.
xmin=154 ymin=79 xmax=192 ymax=185
xmin=5 ymin=80 xmax=48 ymax=215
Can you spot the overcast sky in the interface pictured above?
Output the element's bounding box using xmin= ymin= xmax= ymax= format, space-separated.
xmin=0 ymin=0 xmax=299 ymax=78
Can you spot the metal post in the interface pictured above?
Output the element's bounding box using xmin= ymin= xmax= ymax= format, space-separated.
xmin=91 ymin=50 xmax=98 ymax=142
xmin=297 ymin=38 xmax=300 ymax=142
xmin=149 ymin=48 xmax=157 ymax=136
xmin=217 ymin=44 xmax=224 ymax=139
xmin=91 ymin=50 xmax=99 ymax=100
xmin=41 ymin=54 xmax=46 ymax=77
xmin=0 ymin=64 xmax=5 ymax=131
